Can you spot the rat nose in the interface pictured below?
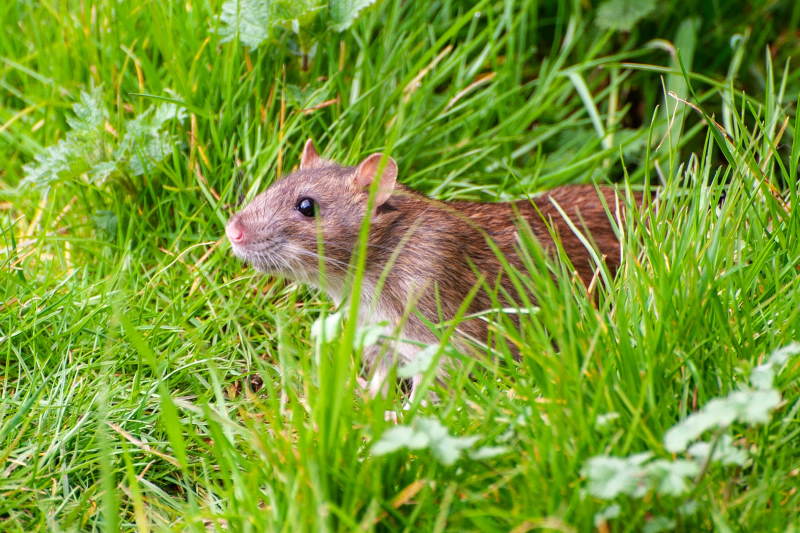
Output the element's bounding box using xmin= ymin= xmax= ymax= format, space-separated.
xmin=226 ymin=217 xmax=246 ymax=244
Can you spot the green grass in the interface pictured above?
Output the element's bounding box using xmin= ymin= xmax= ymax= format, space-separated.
xmin=2 ymin=0 xmax=800 ymax=530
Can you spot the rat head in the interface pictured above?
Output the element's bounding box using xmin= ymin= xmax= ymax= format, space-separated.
xmin=226 ymin=139 xmax=398 ymax=285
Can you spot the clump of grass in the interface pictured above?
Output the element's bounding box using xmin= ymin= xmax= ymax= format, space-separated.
xmin=2 ymin=0 xmax=800 ymax=531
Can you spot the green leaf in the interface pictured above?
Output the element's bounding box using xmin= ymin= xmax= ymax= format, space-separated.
xmin=217 ymin=0 xmax=271 ymax=49
xmin=92 ymin=210 xmax=118 ymax=241
xmin=664 ymin=402 xmax=730 ymax=453
xmin=687 ymin=435 xmax=748 ymax=467
xmin=664 ymin=388 xmax=782 ymax=453
xmin=371 ymin=426 xmax=430 ymax=455
xmin=417 ymin=417 xmax=480 ymax=466
xmin=750 ymin=363 xmax=776 ymax=389
xmin=353 ymin=322 xmax=386 ymax=351
xmin=644 ymin=459 xmax=699 ymax=496
xmin=595 ymin=412 xmax=620 ymax=430
xmin=22 ymin=90 xmax=184 ymax=188
xmin=642 ymin=516 xmax=676 ymax=533
xmin=121 ymin=102 xmax=186 ymax=177
xmin=216 ymin=0 xmax=326 ymax=49
xmin=371 ymin=417 xmax=481 ymax=466
xmin=397 ymin=343 xmax=439 ymax=378
xmin=582 ymin=453 xmax=653 ymax=499
xmin=22 ymin=87 xmax=108 ymax=188
xmin=273 ymin=0 xmax=325 ymax=27
xmin=767 ymin=342 xmax=800 ymax=367
xmin=594 ymin=504 xmax=621 ymax=528
xmin=468 ymin=445 xmax=510 ymax=460
xmin=595 ymin=0 xmax=656 ymax=32
xmin=329 ymin=0 xmax=377 ymax=31
xmin=67 ymin=87 xmax=108 ymax=132
xmin=733 ymin=389 xmax=782 ymax=425
xmin=678 ymin=501 xmax=699 ymax=516
xmin=751 ymin=342 xmax=800 ymax=388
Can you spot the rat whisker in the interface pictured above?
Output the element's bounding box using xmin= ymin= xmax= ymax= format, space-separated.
xmin=287 ymin=246 xmax=351 ymax=271
xmin=282 ymin=246 xmax=352 ymax=280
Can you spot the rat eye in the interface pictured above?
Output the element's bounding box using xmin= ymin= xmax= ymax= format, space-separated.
xmin=296 ymin=197 xmax=316 ymax=217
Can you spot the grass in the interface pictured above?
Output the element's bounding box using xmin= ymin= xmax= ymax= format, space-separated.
xmin=2 ymin=0 xmax=800 ymax=530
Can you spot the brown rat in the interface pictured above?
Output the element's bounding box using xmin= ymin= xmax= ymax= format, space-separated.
xmin=227 ymin=139 xmax=639 ymax=394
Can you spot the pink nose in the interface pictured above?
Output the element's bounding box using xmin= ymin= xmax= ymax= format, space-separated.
xmin=226 ymin=218 xmax=245 ymax=244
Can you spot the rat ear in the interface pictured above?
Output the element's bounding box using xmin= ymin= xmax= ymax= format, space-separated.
xmin=355 ymin=153 xmax=397 ymax=206
xmin=300 ymin=138 xmax=322 ymax=170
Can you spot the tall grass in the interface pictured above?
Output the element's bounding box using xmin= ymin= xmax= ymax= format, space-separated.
xmin=2 ymin=0 xmax=799 ymax=530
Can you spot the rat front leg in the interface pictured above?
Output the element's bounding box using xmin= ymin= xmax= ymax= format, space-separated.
xmin=359 ymin=342 xmax=426 ymax=425
xmin=361 ymin=341 xmax=425 ymax=398
xmin=361 ymin=344 xmax=393 ymax=398
xmin=361 ymin=345 xmax=428 ymax=425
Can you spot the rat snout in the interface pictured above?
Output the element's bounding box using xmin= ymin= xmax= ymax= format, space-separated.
xmin=226 ymin=215 xmax=247 ymax=245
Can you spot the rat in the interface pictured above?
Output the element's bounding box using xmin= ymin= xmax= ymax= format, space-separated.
xmin=227 ymin=139 xmax=640 ymax=395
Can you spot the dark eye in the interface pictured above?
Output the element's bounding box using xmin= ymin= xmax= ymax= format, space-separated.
xmin=296 ymin=197 xmax=316 ymax=217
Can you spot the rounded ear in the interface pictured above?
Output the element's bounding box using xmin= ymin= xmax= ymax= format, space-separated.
xmin=300 ymin=138 xmax=322 ymax=169
xmin=354 ymin=153 xmax=397 ymax=207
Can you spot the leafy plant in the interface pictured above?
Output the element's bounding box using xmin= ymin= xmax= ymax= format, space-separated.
xmin=595 ymin=0 xmax=657 ymax=32
xmin=216 ymin=0 xmax=377 ymax=51
xmin=21 ymin=88 xmax=186 ymax=189
xmin=371 ymin=416 xmax=508 ymax=466
xmin=583 ymin=343 xmax=800 ymax=526
xmin=21 ymin=88 xmax=108 ymax=188
xmin=329 ymin=0 xmax=377 ymax=31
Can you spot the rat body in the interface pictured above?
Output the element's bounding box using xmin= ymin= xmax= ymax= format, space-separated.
xmin=227 ymin=140 xmax=635 ymax=394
